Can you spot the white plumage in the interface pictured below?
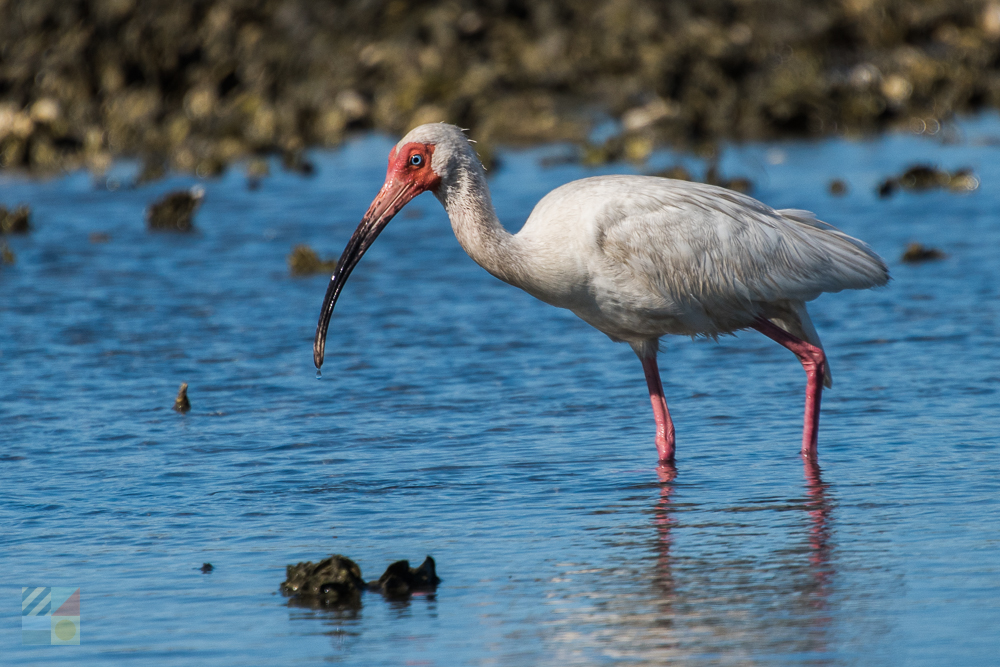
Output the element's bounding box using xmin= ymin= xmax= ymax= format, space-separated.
xmin=314 ymin=123 xmax=890 ymax=465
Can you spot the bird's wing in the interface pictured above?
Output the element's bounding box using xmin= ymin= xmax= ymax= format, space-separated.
xmin=577 ymin=176 xmax=888 ymax=330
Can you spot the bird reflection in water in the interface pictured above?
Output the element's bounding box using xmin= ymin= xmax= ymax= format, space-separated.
xmin=650 ymin=458 xmax=836 ymax=654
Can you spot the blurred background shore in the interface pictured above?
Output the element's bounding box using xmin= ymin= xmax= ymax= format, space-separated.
xmin=1 ymin=0 xmax=1000 ymax=177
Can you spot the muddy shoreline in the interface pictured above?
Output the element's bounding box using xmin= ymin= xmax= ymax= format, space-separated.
xmin=2 ymin=0 xmax=999 ymax=176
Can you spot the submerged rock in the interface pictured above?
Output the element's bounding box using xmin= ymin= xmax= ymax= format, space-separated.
xmin=878 ymin=165 xmax=978 ymax=198
xmin=901 ymin=243 xmax=946 ymax=263
xmin=0 ymin=241 xmax=14 ymax=265
xmin=147 ymin=186 xmax=204 ymax=232
xmin=281 ymin=555 xmax=365 ymax=609
xmin=173 ymin=383 xmax=191 ymax=413
xmin=828 ymin=179 xmax=848 ymax=196
xmin=0 ymin=205 xmax=31 ymax=234
xmin=367 ymin=557 xmax=441 ymax=599
xmin=281 ymin=554 xmax=441 ymax=608
xmin=200 ymin=563 xmax=214 ymax=573
xmin=288 ymin=245 xmax=337 ymax=277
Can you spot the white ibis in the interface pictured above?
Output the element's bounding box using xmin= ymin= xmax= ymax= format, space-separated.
xmin=314 ymin=123 xmax=889 ymax=463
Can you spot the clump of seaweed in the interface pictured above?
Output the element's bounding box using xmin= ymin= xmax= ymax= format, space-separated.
xmin=173 ymin=383 xmax=191 ymax=413
xmin=282 ymin=555 xmax=366 ymax=609
xmin=147 ymin=187 xmax=205 ymax=232
xmin=0 ymin=205 xmax=30 ymax=234
xmin=878 ymin=165 xmax=979 ymax=198
xmin=288 ymin=245 xmax=337 ymax=277
xmin=368 ymin=557 xmax=441 ymax=599
xmin=901 ymin=243 xmax=946 ymax=263
xmin=829 ymin=179 xmax=848 ymax=196
xmin=281 ymin=554 xmax=441 ymax=609
xmin=651 ymin=163 xmax=753 ymax=194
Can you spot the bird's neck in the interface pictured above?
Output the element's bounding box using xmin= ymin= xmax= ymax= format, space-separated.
xmin=434 ymin=160 xmax=524 ymax=286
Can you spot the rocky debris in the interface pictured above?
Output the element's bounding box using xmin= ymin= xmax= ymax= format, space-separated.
xmin=288 ymin=245 xmax=337 ymax=277
xmin=829 ymin=179 xmax=848 ymax=196
xmin=281 ymin=554 xmax=441 ymax=608
xmin=651 ymin=163 xmax=753 ymax=193
xmin=878 ymin=165 xmax=979 ymax=197
xmin=281 ymin=555 xmax=365 ymax=609
xmin=147 ymin=187 xmax=204 ymax=232
xmin=0 ymin=205 xmax=31 ymax=234
xmin=246 ymin=157 xmax=270 ymax=190
xmin=902 ymin=242 xmax=946 ymax=263
xmin=200 ymin=563 xmax=214 ymax=573
xmin=0 ymin=241 xmax=14 ymax=265
xmin=173 ymin=383 xmax=191 ymax=413
xmin=367 ymin=557 xmax=441 ymax=599
xmin=703 ymin=164 xmax=753 ymax=194
xmin=3 ymin=1 xmax=1000 ymax=176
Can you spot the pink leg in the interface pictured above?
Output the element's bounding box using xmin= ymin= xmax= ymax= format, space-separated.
xmin=751 ymin=318 xmax=827 ymax=461
xmin=640 ymin=353 xmax=676 ymax=462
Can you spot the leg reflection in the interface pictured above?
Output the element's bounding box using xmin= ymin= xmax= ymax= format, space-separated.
xmin=803 ymin=457 xmax=834 ymax=609
xmin=653 ymin=462 xmax=678 ymax=599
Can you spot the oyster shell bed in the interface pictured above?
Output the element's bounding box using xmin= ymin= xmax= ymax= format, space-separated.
xmin=2 ymin=0 xmax=999 ymax=175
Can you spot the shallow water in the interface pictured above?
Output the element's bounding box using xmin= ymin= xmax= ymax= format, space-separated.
xmin=2 ymin=116 xmax=999 ymax=666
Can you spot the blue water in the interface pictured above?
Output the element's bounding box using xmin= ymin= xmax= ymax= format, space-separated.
xmin=2 ymin=116 xmax=999 ymax=665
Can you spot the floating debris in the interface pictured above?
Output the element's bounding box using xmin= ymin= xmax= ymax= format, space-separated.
xmin=135 ymin=158 xmax=168 ymax=185
xmin=173 ymin=383 xmax=191 ymax=413
xmin=0 ymin=205 xmax=31 ymax=234
xmin=288 ymin=245 xmax=337 ymax=277
xmin=281 ymin=555 xmax=365 ymax=609
xmin=282 ymin=150 xmax=315 ymax=176
xmin=200 ymin=563 xmax=214 ymax=573
xmin=368 ymin=557 xmax=440 ymax=599
xmin=651 ymin=164 xmax=752 ymax=193
xmin=147 ymin=186 xmax=205 ymax=232
xmin=246 ymin=158 xmax=270 ymax=190
xmin=281 ymin=554 xmax=441 ymax=608
xmin=901 ymin=243 xmax=946 ymax=264
xmin=1 ymin=241 xmax=14 ymax=265
xmin=828 ymin=179 xmax=848 ymax=196
xmin=653 ymin=165 xmax=694 ymax=181
xmin=704 ymin=164 xmax=753 ymax=194
xmin=89 ymin=232 xmax=111 ymax=244
xmin=877 ymin=165 xmax=978 ymax=198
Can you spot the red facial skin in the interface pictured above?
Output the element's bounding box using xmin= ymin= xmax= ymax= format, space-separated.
xmin=385 ymin=142 xmax=441 ymax=194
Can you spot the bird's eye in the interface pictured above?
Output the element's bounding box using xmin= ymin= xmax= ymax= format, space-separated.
xmin=409 ymin=154 xmax=423 ymax=167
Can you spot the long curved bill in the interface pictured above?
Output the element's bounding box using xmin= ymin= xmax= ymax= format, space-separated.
xmin=313 ymin=179 xmax=417 ymax=369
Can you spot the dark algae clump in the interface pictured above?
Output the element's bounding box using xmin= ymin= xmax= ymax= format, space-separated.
xmin=902 ymin=242 xmax=946 ymax=263
xmin=878 ymin=165 xmax=979 ymax=197
xmin=288 ymin=245 xmax=337 ymax=277
xmin=173 ymin=383 xmax=191 ymax=413
xmin=281 ymin=555 xmax=366 ymax=609
xmin=147 ymin=187 xmax=204 ymax=232
xmin=0 ymin=205 xmax=30 ymax=234
xmin=282 ymin=554 xmax=440 ymax=608
xmin=368 ymin=557 xmax=441 ymax=599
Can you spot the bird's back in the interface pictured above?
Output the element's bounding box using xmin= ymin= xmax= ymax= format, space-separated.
xmin=515 ymin=175 xmax=888 ymax=340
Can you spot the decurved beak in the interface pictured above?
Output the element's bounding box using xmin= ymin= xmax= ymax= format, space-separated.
xmin=313 ymin=179 xmax=418 ymax=369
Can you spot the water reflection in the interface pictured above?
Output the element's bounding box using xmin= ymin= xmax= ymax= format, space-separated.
xmin=546 ymin=458 xmax=841 ymax=663
xmin=643 ymin=458 xmax=837 ymax=661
